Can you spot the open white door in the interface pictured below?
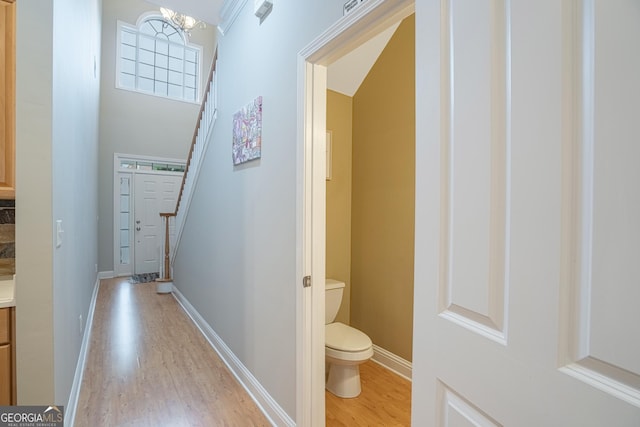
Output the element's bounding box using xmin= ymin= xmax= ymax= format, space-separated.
xmin=412 ymin=0 xmax=640 ymax=425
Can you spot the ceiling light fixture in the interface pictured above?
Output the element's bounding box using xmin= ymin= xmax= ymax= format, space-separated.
xmin=160 ymin=7 xmax=206 ymax=34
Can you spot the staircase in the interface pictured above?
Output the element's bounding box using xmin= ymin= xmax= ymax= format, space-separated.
xmin=160 ymin=50 xmax=218 ymax=274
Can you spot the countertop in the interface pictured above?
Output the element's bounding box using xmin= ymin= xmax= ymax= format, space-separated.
xmin=0 ymin=275 xmax=15 ymax=308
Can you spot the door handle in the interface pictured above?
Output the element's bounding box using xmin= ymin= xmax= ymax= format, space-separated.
xmin=136 ymin=227 xmax=141 ymax=231
xmin=136 ymin=220 xmax=141 ymax=224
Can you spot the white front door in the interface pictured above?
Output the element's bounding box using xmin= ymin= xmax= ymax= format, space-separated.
xmin=412 ymin=0 xmax=640 ymax=425
xmin=133 ymin=173 xmax=182 ymax=274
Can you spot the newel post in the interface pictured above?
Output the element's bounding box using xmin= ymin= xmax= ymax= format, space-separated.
xmin=156 ymin=212 xmax=176 ymax=293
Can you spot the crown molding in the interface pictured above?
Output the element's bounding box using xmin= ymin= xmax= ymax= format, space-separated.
xmin=218 ymin=0 xmax=248 ymax=35
xmin=299 ymin=0 xmax=413 ymax=64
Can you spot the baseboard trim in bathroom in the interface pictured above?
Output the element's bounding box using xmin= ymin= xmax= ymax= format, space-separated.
xmin=65 ymin=276 xmax=101 ymax=427
xmin=371 ymin=345 xmax=412 ymax=381
xmin=172 ymin=285 xmax=295 ymax=427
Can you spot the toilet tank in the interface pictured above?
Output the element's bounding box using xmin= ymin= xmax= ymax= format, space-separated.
xmin=325 ymin=279 xmax=345 ymax=324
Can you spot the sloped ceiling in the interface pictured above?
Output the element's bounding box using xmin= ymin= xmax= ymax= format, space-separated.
xmin=144 ymin=0 xmax=223 ymax=26
xmin=327 ymin=22 xmax=400 ymax=97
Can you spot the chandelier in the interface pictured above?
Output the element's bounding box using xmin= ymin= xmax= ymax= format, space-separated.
xmin=160 ymin=7 xmax=206 ymax=34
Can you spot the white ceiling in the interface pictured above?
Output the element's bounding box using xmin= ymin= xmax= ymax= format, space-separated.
xmin=144 ymin=0 xmax=223 ymax=26
xmin=327 ymin=22 xmax=400 ymax=97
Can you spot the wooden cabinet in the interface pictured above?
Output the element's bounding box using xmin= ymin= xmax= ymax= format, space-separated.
xmin=0 ymin=344 xmax=10 ymax=403
xmin=0 ymin=0 xmax=15 ymax=199
xmin=0 ymin=307 xmax=15 ymax=405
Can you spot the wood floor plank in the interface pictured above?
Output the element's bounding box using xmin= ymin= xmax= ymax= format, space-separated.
xmin=326 ymin=361 xmax=412 ymax=427
xmin=74 ymin=278 xmax=270 ymax=427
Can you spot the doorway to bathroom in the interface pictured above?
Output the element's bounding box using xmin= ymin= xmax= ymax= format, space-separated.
xmin=325 ymin=13 xmax=415 ymax=426
xmin=298 ymin=1 xmax=415 ymax=424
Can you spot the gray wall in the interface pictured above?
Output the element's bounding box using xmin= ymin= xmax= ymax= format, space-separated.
xmin=16 ymin=0 xmax=101 ymax=405
xmin=172 ymin=0 xmax=346 ymax=419
xmin=97 ymin=0 xmax=217 ymax=272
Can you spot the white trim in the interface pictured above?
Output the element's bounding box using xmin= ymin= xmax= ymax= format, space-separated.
xmin=113 ymin=153 xmax=186 ymax=278
xmin=98 ymin=271 xmax=114 ymax=279
xmin=172 ymin=286 xmax=294 ymax=427
xmin=170 ymin=60 xmax=218 ymax=262
xmin=371 ymin=344 xmax=412 ymax=382
xmin=560 ymin=363 xmax=640 ymax=409
xmin=115 ymin=153 xmax=187 ymax=169
xmin=65 ymin=277 xmax=100 ymax=427
xmin=115 ymin=17 xmax=203 ymax=104
xmin=299 ymin=0 xmax=414 ymax=64
xmin=218 ymin=0 xmax=249 ymax=35
xmin=297 ymin=1 xmax=414 ymax=424
xmin=295 ymin=57 xmax=313 ymax=427
xmin=171 ymin=110 xmax=217 ymax=259
xmin=129 ymin=169 xmax=184 ymax=177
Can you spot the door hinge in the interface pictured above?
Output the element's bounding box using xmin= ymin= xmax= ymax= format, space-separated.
xmin=303 ymin=275 xmax=311 ymax=288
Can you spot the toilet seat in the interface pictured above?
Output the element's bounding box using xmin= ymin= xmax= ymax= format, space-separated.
xmin=325 ymin=322 xmax=373 ymax=397
xmin=326 ymin=322 xmax=372 ymax=352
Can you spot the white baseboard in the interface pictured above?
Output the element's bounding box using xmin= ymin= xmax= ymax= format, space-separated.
xmin=98 ymin=271 xmax=114 ymax=279
xmin=66 ymin=277 xmax=101 ymax=427
xmin=172 ymin=285 xmax=294 ymax=427
xmin=371 ymin=344 xmax=412 ymax=381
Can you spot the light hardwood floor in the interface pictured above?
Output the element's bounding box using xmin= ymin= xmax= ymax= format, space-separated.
xmin=326 ymin=361 xmax=412 ymax=426
xmin=74 ymin=278 xmax=270 ymax=426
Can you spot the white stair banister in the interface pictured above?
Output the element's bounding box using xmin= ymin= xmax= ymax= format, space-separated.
xmin=161 ymin=50 xmax=218 ymax=265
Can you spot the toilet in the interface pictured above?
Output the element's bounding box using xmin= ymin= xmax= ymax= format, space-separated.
xmin=325 ymin=278 xmax=373 ymax=398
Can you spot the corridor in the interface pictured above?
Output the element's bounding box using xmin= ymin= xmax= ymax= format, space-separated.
xmin=74 ymin=278 xmax=270 ymax=426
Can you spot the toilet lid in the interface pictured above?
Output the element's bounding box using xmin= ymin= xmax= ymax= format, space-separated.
xmin=325 ymin=322 xmax=372 ymax=352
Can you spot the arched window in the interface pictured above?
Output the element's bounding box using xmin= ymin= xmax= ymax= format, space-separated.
xmin=116 ymin=14 xmax=202 ymax=103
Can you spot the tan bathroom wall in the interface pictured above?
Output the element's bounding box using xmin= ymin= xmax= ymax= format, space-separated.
xmin=326 ymin=90 xmax=353 ymax=324
xmin=350 ymin=15 xmax=415 ymax=362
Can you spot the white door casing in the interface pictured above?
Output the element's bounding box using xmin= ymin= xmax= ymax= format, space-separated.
xmin=134 ymin=173 xmax=182 ymax=275
xmin=113 ymin=154 xmax=185 ymax=277
xmin=298 ymin=1 xmax=416 ymax=425
xmin=413 ymin=0 xmax=640 ymax=426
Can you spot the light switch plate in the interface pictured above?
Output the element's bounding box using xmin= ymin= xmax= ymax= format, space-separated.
xmin=56 ymin=220 xmax=64 ymax=248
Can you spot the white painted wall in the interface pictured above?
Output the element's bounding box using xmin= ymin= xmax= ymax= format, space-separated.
xmin=16 ymin=0 xmax=102 ymax=405
xmin=172 ymin=0 xmax=346 ymax=419
xmin=51 ymin=0 xmax=102 ymax=405
xmin=97 ymin=0 xmax=217 ymax=272
xmin=15 ymin=0 xmax=55 ymax=405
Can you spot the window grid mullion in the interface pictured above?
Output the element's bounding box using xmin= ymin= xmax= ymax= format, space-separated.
xmin=118 ymin=17 xmax=199 ymax=103
xmin=154 ymin=38 xmax=158 ymax=95
xmin=182 ymin=47 xmax=187 ymax=100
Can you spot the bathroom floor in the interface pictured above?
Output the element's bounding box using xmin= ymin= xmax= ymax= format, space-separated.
xmin=326 ymin=361 xmax=411 ymax=426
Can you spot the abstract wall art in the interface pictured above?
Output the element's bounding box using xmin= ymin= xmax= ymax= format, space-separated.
xmin=232 ymin=96 xmax=263 ymax=165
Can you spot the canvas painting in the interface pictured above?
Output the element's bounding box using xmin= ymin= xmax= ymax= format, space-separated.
xmin=232 ymin=96 xmax=263 ymax=165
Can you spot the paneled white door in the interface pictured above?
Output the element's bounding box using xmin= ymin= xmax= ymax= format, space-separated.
xmin=133 ymin=173 xmax=182 ymax=274
xmin=413 ymin=0 xmax=640 ymax=425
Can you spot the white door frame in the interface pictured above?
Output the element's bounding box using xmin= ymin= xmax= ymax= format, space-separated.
xmin=113 ymin=153 xmax=185 ymax=277
xmin=297 ymin=1 xmax=415 ymax=425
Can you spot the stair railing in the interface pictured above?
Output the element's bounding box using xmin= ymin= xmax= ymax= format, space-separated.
xmin=160 ymin=49 xmax=218 ymax=274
